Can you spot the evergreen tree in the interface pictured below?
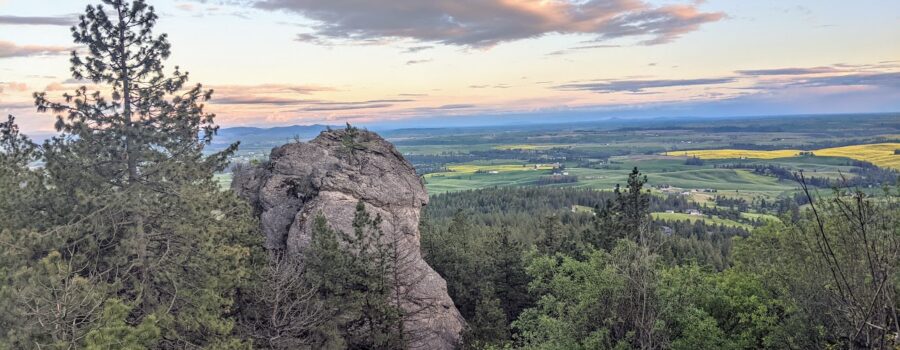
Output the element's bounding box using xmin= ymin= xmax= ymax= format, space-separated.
xmin=0 ymin=116 xmax=44 ymax=230
xmin=536 ymin=214 xmax=579 ymax=256
xmin=303 ymin=203 xmax=406 ymax=349
xmin=462 ymin=284 xmax=509 ymax=349
xmin=616 ymin=167 xmax=651 ymax=242
xmin=488 ymin=226 xmax=532 ymax=322
xmin=1 ymin=1 xmax=258 ymax=348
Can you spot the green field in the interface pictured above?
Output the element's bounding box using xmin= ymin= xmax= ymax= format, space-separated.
xmin=651 ymin=212 xmax=753 ymax=230
xmin=422 ymin=158 xmax=800 ymax=196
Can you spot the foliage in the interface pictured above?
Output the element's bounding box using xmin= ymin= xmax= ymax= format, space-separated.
xmin=0 ymin=1 xmax=258 ymax=348
xmin=302 ymin=203 xmax=408 ymax=349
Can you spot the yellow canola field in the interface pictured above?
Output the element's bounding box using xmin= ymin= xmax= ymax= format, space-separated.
xmin=669 ymin=143 xmax=900 ymax=170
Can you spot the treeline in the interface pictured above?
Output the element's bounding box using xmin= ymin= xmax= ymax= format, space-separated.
xmin=407 ymin=147 xmax=617 ymax=174
xmin=717 ymin=162 xmax=899 ymax=188
xmin=422 ymin=169 xmax=900 ymax=349
xmin=535 ymin=175 xmax=578 ymax=185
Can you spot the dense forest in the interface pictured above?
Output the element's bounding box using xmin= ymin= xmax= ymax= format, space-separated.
xmin=421 ymin=170 xmax=900 ymax=349
xmin=2 ymin=1 xmax=900 ymax=349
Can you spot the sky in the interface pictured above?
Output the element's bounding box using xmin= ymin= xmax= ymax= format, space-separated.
xmin=1 ymin=0 xmax=899 ymax=133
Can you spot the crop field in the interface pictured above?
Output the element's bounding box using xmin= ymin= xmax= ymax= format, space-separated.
xmin=814 ymin=143 xmax=900 ymax=169
xmin=651 ymin=212 xmax=752 ymax=230
xmin=423 ymin=169 xmax=551 ymax=194
xmin=670 ymin=143 xmax=900 ymax=170
xmin=442 ymin=163 xmax=554 ymax=173
xmin=740 ymin=212 xmax=782 ymax=223
xmin=421 ymin=158 xmax=801 ymax=195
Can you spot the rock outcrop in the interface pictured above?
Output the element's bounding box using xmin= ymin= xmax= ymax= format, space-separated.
xmin=232 ymin=128 xmax=465 ymax=349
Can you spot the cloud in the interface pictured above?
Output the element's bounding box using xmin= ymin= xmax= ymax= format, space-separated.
xmin=405 ymin=59 xmax=432 ymax=65
xmin=213 ymin=95 xmax=318 ymax=105
xmin=790 ymin=72 xmax=900 ymax=89
xmin=210 ymin=85 xmax=415 ymax=108
xmin=0 ymin=15 xmax=75 ymax=26
xmin=300 ymin=103 xmax=393 ymax=111
xmin=0 ymin=102 xmax=34 ymax=110
xmin=547 ymin=44 xmax=620 ymax=56
xmin=0 ymin=41 xmax=71 ymax=59
xmin=212 ymin=83 xmax=335 ymax=95
xmin=737 ymin=67 xmax=843 ymax=76
xmin=294 ymin=33 xmax=331 ymax=45
xmin=434 ymin=104 xmax=476 ymax=110
xmin=556 ymin=77 xmax=735 ymax=93
xmin=403 ymin=45 xmax=433 ymax=54
xmin=247 ymin=0 xmax=724 ymax=47
xmin=0 ymin=82 xmax=28 ymax=93
xmin=176 ymin=3 xmax=197 ymax=11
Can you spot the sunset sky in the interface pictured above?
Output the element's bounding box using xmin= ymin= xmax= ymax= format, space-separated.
xmin=1 ymin=0 xmax=899 ymax=132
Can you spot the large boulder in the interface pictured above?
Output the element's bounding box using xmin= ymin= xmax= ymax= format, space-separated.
xmin=233 ymin=128 xmax=464 ymax=349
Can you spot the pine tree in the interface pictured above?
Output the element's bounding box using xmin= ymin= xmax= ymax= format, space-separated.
xmin=0 ymin=116 xmax=44 ymax=230
xmin=616 ymin=167 xmax=651 ymax=243
xmin=588 ymin=167 xmax=652 ymax=250
xmin=303 ymin=203 xmax=406 ymax=349
xmin=488 ymin=226 xmax=532 ymax=323
xmin=1 ymin=1 xmax=258 ymax=348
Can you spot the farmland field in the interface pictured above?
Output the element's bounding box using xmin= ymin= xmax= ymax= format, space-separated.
xmin=671 ymin=143 xmax=900 ymax=170
xmin=651 ymin=212 xmax=752 ymax=230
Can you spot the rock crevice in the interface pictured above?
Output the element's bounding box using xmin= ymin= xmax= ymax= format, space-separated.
xmin=233 ymin=128 xmax=464 ymax=349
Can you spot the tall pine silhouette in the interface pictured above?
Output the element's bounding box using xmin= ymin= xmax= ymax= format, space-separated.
xmin=1 ymin=1 xmax=257 ymax=348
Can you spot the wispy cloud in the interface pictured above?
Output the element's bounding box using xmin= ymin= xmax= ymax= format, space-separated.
xmin=300 ymin=103 xmax=393 ymax=111
xmin=789 ymin=72 xmax=900 ymax=89
xmin=403 ymin=45 xmax=433 ymax=54
xmin=556 ymin=78 xmax=735 ymax=93
xmin=212 ymin=83 xmax=335 ymax=95
xmin=213 ymin=96 xmax=318 ymax=105
xmin=0 ymin=82 xmax=28 ymax=93
xmin=0 ymin=15 xmax=75 ymax=26
xmin=737 ymin=67 xmax=843 ymax=76
xmin=546 ymin=44 xmax=620 ymax=56
xmin=0 ymin=41 xmax=71 ymax=59
xmin=247 ymin=0 xmax=723 ymax=47
xmin=405 ymin=59 xmax=432 ymax=65
xmin=0 ymin=102 xmax=34 ymax=109
xmin=434 ymin=104 xmax=475 ymax=110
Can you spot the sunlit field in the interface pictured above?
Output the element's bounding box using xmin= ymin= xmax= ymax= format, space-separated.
xmin=669 ymin=143 xmax=900 ymax=169
xmin=441 ymin=163 xmax=555 ymax=174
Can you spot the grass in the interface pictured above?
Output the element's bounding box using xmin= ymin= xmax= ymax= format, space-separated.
xmin=423 ymin=160 xmax=799 ymax=196
xmin=493 ymin=144 xmax=562 ymax=150
xmin=652 ymin=212 xmax=752 ymax=230
xmin=669 ymin=143 xmax=900 ymax=170
xmin=740 ymin=212 xmax=782 ymax=223
xmin=214 ymin=173 xmax=233 ymax=189
xmin=442 ymin=163 xmax=555 ymax=173
xmin=571 ymin=205 xmax=595 ymax=214
xmin=423 ymin=163 xmax=557 ymax=193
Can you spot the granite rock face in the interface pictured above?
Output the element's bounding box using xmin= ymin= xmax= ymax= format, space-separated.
xmin=233 ymin=128 xmax=464 ymax=349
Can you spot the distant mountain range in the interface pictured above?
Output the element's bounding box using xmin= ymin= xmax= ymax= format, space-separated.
xmin=211 ymin=124 xmax=336 ymax=149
